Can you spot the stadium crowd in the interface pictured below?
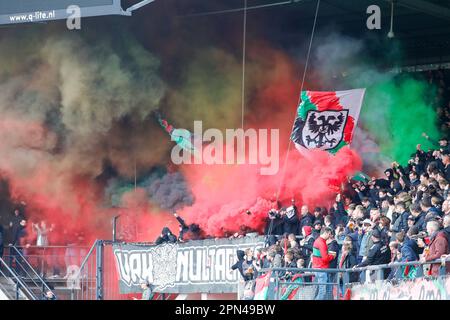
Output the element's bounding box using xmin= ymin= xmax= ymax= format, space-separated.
xmin=228 ymin=135 xmax=450 ymax=299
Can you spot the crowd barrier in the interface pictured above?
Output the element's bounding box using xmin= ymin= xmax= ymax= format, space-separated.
xmin=247 ymin=257 xmax=450 ymax=300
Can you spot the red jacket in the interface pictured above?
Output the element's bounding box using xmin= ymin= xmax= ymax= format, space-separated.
xmin=312 ymin=236 xmax=334 ymax=269
xmin=425 ymin=231 xmax=450 ymax=277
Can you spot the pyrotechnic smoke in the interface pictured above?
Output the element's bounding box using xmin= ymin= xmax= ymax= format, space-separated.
xmin=313 ymin=32 xmax=441 ymax=165
xmin=0 ymin=27 xmax=167 ymax=242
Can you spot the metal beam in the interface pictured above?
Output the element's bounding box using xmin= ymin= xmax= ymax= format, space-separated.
xmin=386 ymin=0 xmax=450 ymax=22
xmin=125 ymin=0 xmax=156 ymax=13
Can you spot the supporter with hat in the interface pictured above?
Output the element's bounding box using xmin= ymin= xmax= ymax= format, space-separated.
xmin=354 ymin=228 xmax=392 ymax=280
xmin=357 ymin=219 xmax=373 ymax=264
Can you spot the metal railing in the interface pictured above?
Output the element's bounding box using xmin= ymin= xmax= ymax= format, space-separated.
xmin=2 ymin=244 xmax=90 ymax=300
xmin=0 ymin=257 xmax=36 ymax=300
xmin=254 ymin=256 xmax=450 ymax=300
xmin=6 ymin=245 xmax=57 ymax=299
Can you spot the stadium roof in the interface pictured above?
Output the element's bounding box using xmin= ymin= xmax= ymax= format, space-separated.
xmin=168 ymin=0 xmax=450 ymax=67
xmin=0 ymin=0 xmax=155 ymax=25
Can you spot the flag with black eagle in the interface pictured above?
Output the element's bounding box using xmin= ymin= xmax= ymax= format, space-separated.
xmin=291 ymin=89 xmax=365 ymax=154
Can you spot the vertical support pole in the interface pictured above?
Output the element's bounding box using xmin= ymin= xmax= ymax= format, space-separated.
xmin=15 ymin=283 xmax=19 ymax=300
xmin=95 ymin=241 xmax=104 ymax=300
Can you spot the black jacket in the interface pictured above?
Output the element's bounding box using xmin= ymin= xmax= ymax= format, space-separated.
xmin=264 ymin=215 xmax=284 ymax=236
xmin=413 ymin=212 xmax=427 ymax=231
xmin=299 ymin=214 xmax=314 ymax=230
xmin=231 ymin=250 xmax=246 ymax=279
xmin=283 ymin=213 xmax=299 ymax=235
xmin=328 ymin=240 xmax=340 ymax=269
xmin=357 ymin=241 xmax=391 ymax=268
xmin=339 ymin=252 xmax=359 ymax=283
xmin=155 ymin=227 xmax=177 ymax=245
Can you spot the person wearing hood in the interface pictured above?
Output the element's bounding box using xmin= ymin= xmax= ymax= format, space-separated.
xmin=312 ymin=220 xmax=322 ymax=240
xmin=155 ymin=227 xmax=177 ymax=245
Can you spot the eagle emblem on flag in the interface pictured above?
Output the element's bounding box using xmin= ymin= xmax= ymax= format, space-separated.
xmin=291 ymin=89 xmax=365 ymax=154
xmin=300 ymin=110 xmax=348 ymax=150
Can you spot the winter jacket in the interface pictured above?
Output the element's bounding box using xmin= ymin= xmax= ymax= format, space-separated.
xmin=392 ymin=211 xmax=409 ymax=234
xmin=357 ymin=240 xmax=391 ymax=268
xmin=299 ymin=235 xmax=314 ymax=263
xmin=400 ymin=238 xmax=419 ymax=262
xmin=358 ymin=231 xmax=372 ymax=258
xmin=338 ymin=252 xmax=358 ymax=282
xmin=283 ymin=213 xmax=300 ymax=235
xmin=334 ymin=201 xmax=349 ymax=226
xmin=424 ymin=231 xmax=450 ymax=277
xmin=312 ymin=237 xmax=334 ymax=269
xmin=264 ymin=215 xmax=284 ymax=236
xmin=328 ymin=240 xmax=340 ymax=269
xmin=299 ymin=214 xmax=314 ymax=230
xmin=155 ymin=227 xmax=177 ymax=245
xmin=413 ymin=212 xmax=427 ymax=231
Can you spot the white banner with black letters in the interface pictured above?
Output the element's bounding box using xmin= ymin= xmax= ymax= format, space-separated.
xmin=113 ymin=236 xmax=265 ymax=294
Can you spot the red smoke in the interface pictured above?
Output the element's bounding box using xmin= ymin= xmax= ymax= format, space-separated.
xmin=177 ymin=45 xmax=362 ymax=236
xmin=0 ymin=41 xmax=362 ymax=243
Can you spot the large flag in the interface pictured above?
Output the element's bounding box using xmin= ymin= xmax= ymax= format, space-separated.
xmin=291 ymin=89 xmax=365 ymax=154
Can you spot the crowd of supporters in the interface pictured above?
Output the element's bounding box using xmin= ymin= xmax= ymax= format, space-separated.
xmin=230 ymin=136 xmax=450 ymax=299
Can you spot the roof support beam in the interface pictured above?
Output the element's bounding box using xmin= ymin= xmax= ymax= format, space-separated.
xmin=386 ymin=0 xmax=450 ymax=22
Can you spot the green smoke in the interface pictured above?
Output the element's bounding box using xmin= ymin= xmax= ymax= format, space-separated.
xmin=362 ymin=75 xmax=440 ymax=164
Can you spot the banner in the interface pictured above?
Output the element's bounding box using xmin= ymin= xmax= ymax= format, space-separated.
xmin=350 ymin=276 xmax=450 ymax=300
xmin=113 ymin=236 xmax=265 ymax=294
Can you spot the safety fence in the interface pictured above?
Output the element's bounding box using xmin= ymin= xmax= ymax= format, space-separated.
xmin=244 ymin=256 xmax=450 ymax=300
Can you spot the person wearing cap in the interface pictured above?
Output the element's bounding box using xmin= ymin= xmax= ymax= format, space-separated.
xmin=133 ymin=279 xmax=154 ymax=300
xmin=354 ymin=228 xmax=391 ymax=280
xmin=357 ymin=219 xmax=373 ymax=264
